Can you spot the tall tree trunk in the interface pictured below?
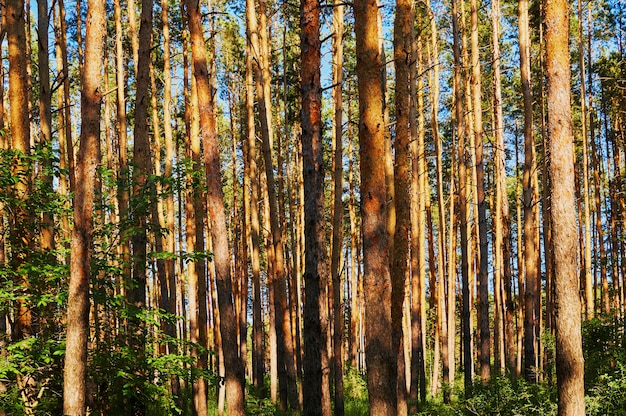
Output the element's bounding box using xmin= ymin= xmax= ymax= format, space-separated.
xmin=182 ymin=22 xmax=209 ymax=415
xmin=577 ymin=0 xmax=594 ymax=318
xmin=129 ymin=2 xmax=153 ymax=412
xmin=470 ymin=0 xmax=490 ymax=383
xmin=54 ymin=0 xmax=74 ymax=247
xmin=392 ymin=0 xmax=413 ymax=412
xmin=426 ymin=1 xmax=454 ymax=394
xmin=113 ymin=0 xmax=131 ymax=299
xmin=409 ymin=23 xmax=427 ymax=409
xmin=491 ymin=0 xmax=515 ymax=375
xmin=452 ymin=0 xmax=472 ymax=393
xmin=38 ymin=0 xmax=54 ymax=252
xmin=186 ymin=0 xmax=246 ymax=413
xmin=245 ymin=35 xmax=265 ymax=396
xmin=300 ymin=0 xmax=332 ymax=412
xmin=6 ymin=0 xmax=32 ymax=342
xmin=545 ymin=0 xmax=586 ymax=412
xmin=160 ymin=0 xmax=179 ymax=369
xmin=246 ymin=0 xmax=299 ymax=408
xmin=354 ymin=0 xmax=396 ymax=412
xmin=519 ymin=0 xmax=540 ymax=383
xmin=330 ymin=1 xmax=345 ymax=414
xmin=62 ymin=0 xmax=105 ymax=412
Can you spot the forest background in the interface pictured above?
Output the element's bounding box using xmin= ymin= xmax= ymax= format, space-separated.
xmin=0 ymin=0 xmax=624 ymax=414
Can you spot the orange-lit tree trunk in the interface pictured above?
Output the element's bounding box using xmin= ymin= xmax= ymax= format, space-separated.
xmin=62 ymin=0 xmax=105 ymax=412
xmin=452 ymin=0 xmax=472 ymax=393
xmin=244 ymin=35 xmax=265 ymax=396
xmin=246 ymin=0 xmax=299 ymax=408
xmin=129 ymin=2 xmax=153 ymax=412
xmin=354 ymin=0 xmax=396 ymax=412
xmin=186 ymin=0 xmax=246 ymax=413
xmin=330 ymin=1 xmax=345 ymax=414
xmin=392 ymin=0 xmax=413 ymax=412
xmin=38 ymin=0 xmax=54 ymax=252
xmin=470 ymin=0 xmax=490 ymax=383
xmin=491 ymin=0 xmax=514 ymax=374
xmin=6 ymin=0 xmax=32 ymax=342
xmin=160 ymin=0 xmax=179 ymax=370
xmin=409 ymin=21 xmax=427 ymax=409
xmin=545 ymin=0 xmax=586 ymax=412
xmin=300 ymin=0 xmax=331 ymax=413
xmin=519 ymin=0 xmax=540 ymax=382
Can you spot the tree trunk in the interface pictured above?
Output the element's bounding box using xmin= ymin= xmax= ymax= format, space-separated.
xmin=186 ymin=0 xmax=247 ymax=413
xmin=470 ymin=0 xmax=490 ymax=383
xmin=246 ymin=0 xmax=299 ymax=407
xmin=129 ymin=2 xmax=153 ymax=411
xmin=409 ymin=23 xmax=427 ymax=410
xmin=182 ymin=28 xmax=209 ymax=416
xmin=6 ymin=0 xmax=32 ymax=342
xmin=245 ymin=34 xmax=265 ymax=396
xmin=452 ymin=0 xmax=472 ymax=393
xmin=330 ymin=1 xmax=345 ymax=414
xmin=160 ymin=0 xmax=179 ymax=371
xmin=54 ymin=0 xmax=74 ymax=247
xmin=519 ymin=0 xmax=540 ymax=383
xmin=354 ymin=0 xmax=397 ymax=412
xmin=62 ymin=0 xmax=105 ymax=412
xmin=37 ymin=0 xmax=54 ymax=252
xmin=491 ymin=0 xmax=515 ymax=375
xmin=545 ymin=0 xmax=586 ymax=413
xmin=392 ymin=0 xmax=413 ymax=412
xmin=300 ymin=0 xmax=332 ymax=412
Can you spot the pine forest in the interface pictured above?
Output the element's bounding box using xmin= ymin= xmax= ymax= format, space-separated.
xmin=0 ymin=0 xmax=624 ymax=414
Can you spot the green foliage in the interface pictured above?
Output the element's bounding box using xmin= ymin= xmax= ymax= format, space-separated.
xmin=586 ymin=362 xmax=626 ymax=416
xmin=344 ymin=367 xmax=369 ymax=416
xmin=582 ymin=316 xmax=626 ymax=389
xmin=462 ymin=377 xmax=557 ymax=416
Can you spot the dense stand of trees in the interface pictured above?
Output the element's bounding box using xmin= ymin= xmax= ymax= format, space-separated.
xmin=0 ymin=0 xmax=625 ymax=414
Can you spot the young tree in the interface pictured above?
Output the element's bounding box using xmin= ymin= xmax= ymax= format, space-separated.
xmin=544 ymin=0 xmax=586 ymax=413
xmin=62 ymin=0 xmax=106 ymax=413
xmin=354 ymin=0 xmax=397 ymax=413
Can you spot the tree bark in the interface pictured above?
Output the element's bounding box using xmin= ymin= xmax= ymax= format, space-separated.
xmin=244 ymin=30 xmax=265 ymax=397
xmin=519 ymin=0 xmax=540 ymax=383
xmin=129 ymin=2 xmax=153 ymax=411
xmin=185 ymin=0 xmax=247 ymax=413
xmin=160 ymin=0 xmax=179 ymax=368
xmin=246 ymin=0 xmax=299 ymax=407
xmin=300 ymin=0 xmax=332 ymax=413
xmin=62 ymin=0 xmax=105 ymax=412
xmin=452 ymin=0 xmax=473 ymax=393
xmin=470 ymin=0 xmax=491 ymax=383
xmin=330 ymin=1 xmax=345 ymax=414
xmin=38 ymin=0 xmax=54 ymax=252
xmin=354 ymin=0 xmax=397 ymax=412
xmin=392 ymin=0 xmax=413 ymax=412
xmin=545 ymin=0 xmax=586 ymax=413
xmin=491 ymin=0 xmax=515 ymax=375
xmin=6 ymin=0 xmax=32 ymax=342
